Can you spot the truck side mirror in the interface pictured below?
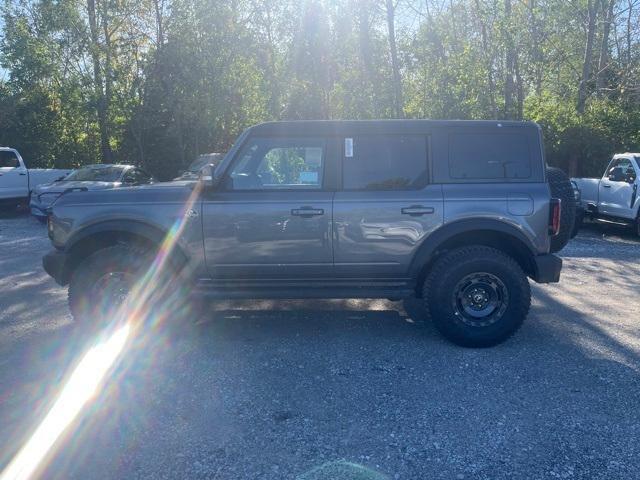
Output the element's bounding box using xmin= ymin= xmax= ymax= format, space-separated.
xmin=199 ymin=164 xmax=222 ymax=190
xmin=608 ymin=167 xmax=625 ymax=182
xmin=625 ymin=169 xmax=636 ymax=183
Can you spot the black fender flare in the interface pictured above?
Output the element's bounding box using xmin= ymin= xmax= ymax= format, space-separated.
xmin=65 ymin=219 xmax=189 ymax=267
xmin=409 ymin=218 xmax=537 ymax=278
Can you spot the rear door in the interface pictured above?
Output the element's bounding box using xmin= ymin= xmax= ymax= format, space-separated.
xmin=598 ymin=157 xmax=637 ymax=219
xmin=333 ymin=134 xmax=444 ymax=279
xmin=202 ymin=136 xmax=335 ymax=279
xmin=0 ymin=150 xmax=28 ymax=200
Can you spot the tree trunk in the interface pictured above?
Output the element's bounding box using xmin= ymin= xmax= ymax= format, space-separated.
xmin=576 ymin=0 xmax=599 ymax=115
xmin=515 ymin=49 xmax=524 ymax=120
xmin=526 ymin=0 xmax=544 ymax=96
xmin=87 ymin=0 xmax=112 ymax=162
xmin=153 ymin=0 xmax=165 ymax=47
xmin=474 ymin=0 xmax=497 ymax=118
xmin=503 ymin=0 xmax=516 ymax=119
xmin=596 ymin=0 xmax=614 ymax=95
xmin=101 ymin=2 xmax=113 ymax=162
xmin=385 ymin=0 xmax=404 ymax=118
xmin=356 ymin=0 xmax=376 ymax=116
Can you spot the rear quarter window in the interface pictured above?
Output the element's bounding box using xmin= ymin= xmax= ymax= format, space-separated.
xmin=449 ymin=133 xmax=531 ymax=180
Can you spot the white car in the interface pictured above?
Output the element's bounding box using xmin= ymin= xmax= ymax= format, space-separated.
xmin=0 ymin=147 xmax=72 ymax=210
xmin=572 ymin=153 xmax=640 ymax=235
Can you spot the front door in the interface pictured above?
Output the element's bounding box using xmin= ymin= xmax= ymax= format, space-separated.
xmin=0 ymin=150 xmax=28 ymax=201
xmin=202 ymin=136 xmax=334 ymax=279
xmin=599 ymin=157 xmax=637 ymax=219
xmin=333 ymin=134 xmax=444 ymax=279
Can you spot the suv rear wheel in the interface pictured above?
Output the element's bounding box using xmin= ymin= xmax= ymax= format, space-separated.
xmin=423 ymin=246 xmax=531 ymax=347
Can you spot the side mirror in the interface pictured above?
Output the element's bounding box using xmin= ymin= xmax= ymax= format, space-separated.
xmin=608 ymin=167 xmax=625 ymax=182
xmin=625 ymin=170 xmax=636 ymax=183
xmin=199 ymin=164 xmax=221 ymax=189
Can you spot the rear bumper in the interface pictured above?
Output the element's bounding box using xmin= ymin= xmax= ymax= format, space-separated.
xmin=43 ymin=249 xmax=71 ymax=286
xmin=531 ymin=253 xmax=562 ymax=283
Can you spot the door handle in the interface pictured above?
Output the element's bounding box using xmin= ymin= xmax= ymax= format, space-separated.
xmin=401 ymin=205 xmax=435 ymax=216
xmin=602 ymin=184 xmax=612 ymax=188
xmin=19 ymin=172 xmax=27 ymax=176
xmin=291 ymin=207 xmax=324 ymax=217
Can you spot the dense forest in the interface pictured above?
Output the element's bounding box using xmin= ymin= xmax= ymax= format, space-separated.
xmin=1 ymin=0 xmax=639 ymax=179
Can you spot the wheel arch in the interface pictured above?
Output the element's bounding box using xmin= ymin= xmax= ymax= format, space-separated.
xmin=410 ymin=219 xmax=537 ymax=296
xmin=62 ymin=219 xmax=188 ymax=283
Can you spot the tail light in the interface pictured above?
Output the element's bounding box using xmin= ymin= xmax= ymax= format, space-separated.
xmin=549 ymin=198 xmax=561 ymax=236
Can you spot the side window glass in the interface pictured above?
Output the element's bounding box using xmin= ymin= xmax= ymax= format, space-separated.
xmin=449 ymin=133 xmax=531 ymax=180
xmin=0 ymin=151 xmax=20 ymax=168
xmin=342 ymin=135 xmax=428 ymax=190
xmin=136 ymin=169 xmax=153 ymax=184
xmin=229 ymin=138 xmax=324 ymax=190
xmin=607 ymin=159 xmax=635 ymax=182
xmin=122 ymin=170 xmax=135 ymax=183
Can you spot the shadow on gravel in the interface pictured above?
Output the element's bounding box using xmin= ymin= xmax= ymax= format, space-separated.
xmin=563 ymin=222 xmax=640 ymax=259
xmin=3 ymin=292 xmax=640 ymax=479
xmin=534 ymin=286 xmax=640 ymax=368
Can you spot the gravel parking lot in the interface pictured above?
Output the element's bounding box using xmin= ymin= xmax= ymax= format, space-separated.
xmin=1 ymin=213 xmax=640 ymax=479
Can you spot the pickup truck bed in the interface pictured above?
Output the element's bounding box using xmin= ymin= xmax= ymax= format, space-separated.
xmin=0 ymin=148 xmax=71 ymax=206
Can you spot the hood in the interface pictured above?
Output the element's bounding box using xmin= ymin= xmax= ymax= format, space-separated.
xmin=53 ymin=181 xmax=195 ymax=208
xmin=33 ymin=180 xmax=120 ymax=195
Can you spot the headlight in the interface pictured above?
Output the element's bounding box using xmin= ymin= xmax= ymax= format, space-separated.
xmin=47 ymin=215 xmax=54 ymax=239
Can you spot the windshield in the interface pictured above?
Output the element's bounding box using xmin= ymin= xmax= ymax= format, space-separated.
xmin=188 ymin=157 xmax=211 ymax=172
xmin=64 ymin=166 xmax=124 ymax=182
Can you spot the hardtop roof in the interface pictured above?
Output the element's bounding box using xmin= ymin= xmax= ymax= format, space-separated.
xmin=247 ymin=119 xmax=540 ymax=136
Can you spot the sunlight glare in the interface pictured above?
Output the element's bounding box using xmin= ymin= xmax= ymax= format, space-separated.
xmin=0 ymin=324 xmax=130 ymax=480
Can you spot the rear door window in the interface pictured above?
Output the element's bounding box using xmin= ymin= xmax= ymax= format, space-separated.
xmin=449 ymin=133 xmax=531 ymax=180
xmin=342 ymin=135 xmax=428 ymax=190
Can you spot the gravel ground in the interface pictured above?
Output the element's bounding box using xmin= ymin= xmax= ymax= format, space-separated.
xmin=1 ymin=213 xmax=639 ymax=479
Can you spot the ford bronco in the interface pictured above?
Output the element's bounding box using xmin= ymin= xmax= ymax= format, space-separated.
xmin=43 ymin=120 xmax=565 ymax=347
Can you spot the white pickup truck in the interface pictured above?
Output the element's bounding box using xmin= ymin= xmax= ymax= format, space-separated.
xmin=572 ymin=153 xmax=640 ymax=235
xmin=0 ymin=147 xmax=72 ymax=210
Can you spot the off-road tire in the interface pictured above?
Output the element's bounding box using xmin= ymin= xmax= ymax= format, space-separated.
xmin=423 ymin=246 xmax=531 ymax=348
xmin=546 ymin=166 xmax=576 ymax=252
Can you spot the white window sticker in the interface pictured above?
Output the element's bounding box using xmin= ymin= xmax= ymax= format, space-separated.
xmin=299 ymin=171 xmax=319 ymax=184
xmin=345 ymin=138 xmax=353 ymax=158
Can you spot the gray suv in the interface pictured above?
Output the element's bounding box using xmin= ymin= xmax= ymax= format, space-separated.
xmin=43 ymin=120 xmax=563 ymax=347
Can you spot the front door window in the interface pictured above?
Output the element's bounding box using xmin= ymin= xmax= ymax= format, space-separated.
xmin=228 ymin=138 xmax=325 ymax=190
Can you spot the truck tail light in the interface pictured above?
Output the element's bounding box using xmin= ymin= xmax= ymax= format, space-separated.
xmin=549 ymin=198 xmax=561 ymax=236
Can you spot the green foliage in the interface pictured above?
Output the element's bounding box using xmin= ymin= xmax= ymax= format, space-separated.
xmin=1 ymin=0 xmax=640 ymax=177
xmin=526 ymin=93 xmax=640 ymax=176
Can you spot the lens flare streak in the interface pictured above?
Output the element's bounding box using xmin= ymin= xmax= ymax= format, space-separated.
xmin=1 ymin=181 xmax=204 ymax=480
xmin=0 ymin=325 xmax=130 ymax=480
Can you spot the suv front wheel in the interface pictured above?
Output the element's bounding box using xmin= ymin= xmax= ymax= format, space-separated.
xmin=68 ymin=244 xmax=186 ymax=330
xmin=423 ymin=246 xmax=531 ymax=347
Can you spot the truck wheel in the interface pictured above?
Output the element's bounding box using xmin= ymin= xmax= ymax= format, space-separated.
xmin=546 ymin=167 xmax=576 ymax=252
xmin=423 ymin=246 xmax=531 ymax=348
xmin=68 ymin=244 xmax=178 ymax=330
xmin=571 ymin=209 xmax=583 ymax=238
